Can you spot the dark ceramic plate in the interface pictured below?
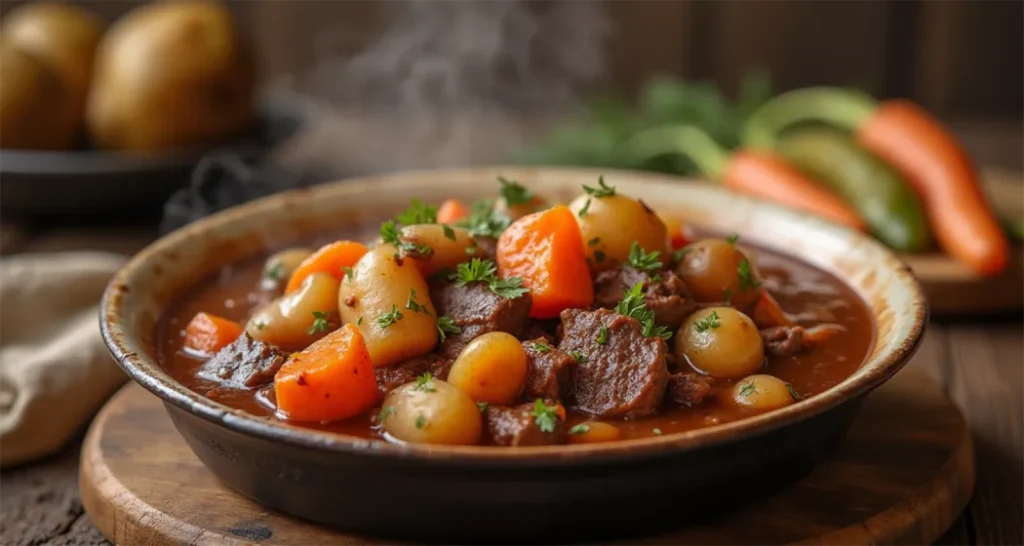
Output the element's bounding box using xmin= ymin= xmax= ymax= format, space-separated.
xmin=100 ymin=168 xmax=927 ymax=543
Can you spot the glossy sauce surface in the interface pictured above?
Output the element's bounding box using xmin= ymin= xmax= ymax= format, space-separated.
xmin=157 ymin=235 xmax=874 ymax=443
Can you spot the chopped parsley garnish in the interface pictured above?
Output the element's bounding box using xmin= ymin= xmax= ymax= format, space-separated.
xmin=593 ymin=249 xmax=607 ymax=263
xmin=532 ymin=341 xmax=552 ymax=353
xmin=436 ymin=315 xmax=461 ymax=343
xmin=378 ymin=406 xmax=395 ymax=422
xmin=307 ymin=311 xmax=333 ymax=334
xmin=693 ymin=310 xmax=721 ymax=333
xmin=587 ymin=237 xmax=601 ymax=247
xmin=405 ymin=289 xmax=431 ymax=316
xmin=578 ymin=198 xmax=592 ymax=218
xmin=531 ymin=399 xmax=559 ymax=433
xmin=255 ymin=320 xmax=267 ymax=331
xmin=265 ymin=261 xmax=284 ymax=281
xmin=457 ymin=199 xmax=511 ymax=239
xmin=672 ymin=246 xmax=692 ymax=264
xmin=395 ymin=199 xmax=437 ymax=225
xmin=568 ymin=424 xmax=590 ymax=435
xmin=615 ymin=282 xmax=672 ymax=340
xmin=442 ymin=224 xmax=457 ymax=241
xmin=569 ymin=351 xmax=588 ymax=363
xmin=415 ymin=414 xmax=427 ymax=429
xmin=738 ymin=381 xmax=757 ymax=397
xmin=738 ymin=258 xmax=762 ymax=292
xmin=596 ymin=325 xmax=609 ymax=345
xmin=653 ymin=428 xmax=662 ymax=436
xmin=377 ymin=305 xmax=404 ymax=329
xmin=582 ymin=175 xmax=616 ymax=198
xmin=498 ymin=176 xmax=533 ymax=206
xmin=380 ymin=220 xmax=432 ymax=259
xmin=340 ymin=266 xmax=354 ymax=285
xmin=627 ymin=242 xmax=662 ymax=272
xmin=451 ymin=258 xmax=529 ymax=298
xmin=477 ymin=401 xmax=490 ymax=413
xmin=357 ymin=315 xmax=364 ymax=326
xmin=414 ymin=372 xmax=437 ymax=392
xmin=725 ymin=233 xmax=740 ymax=245
xmin=786 ymin=383 xmax=804 ymax=400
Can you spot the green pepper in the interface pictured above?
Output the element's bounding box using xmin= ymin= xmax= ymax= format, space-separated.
xmin=776 ymin=128 xmax=932 ymax=252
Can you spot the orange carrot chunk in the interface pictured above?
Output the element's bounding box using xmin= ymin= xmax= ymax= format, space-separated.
xmin=184 ymin=312 xmax=243 ymax=354
xmin=663 ymin=216 xmax=691 ymax=250
xmin=437 ymin=199 xmax=470 ymax=225
xmin=285 ymin=240 xmax=368 ymax=294
xmin=274 ymin=323 xmax=379 ymax=422
xmin=496 ymin=205 xmax=593 ymax=318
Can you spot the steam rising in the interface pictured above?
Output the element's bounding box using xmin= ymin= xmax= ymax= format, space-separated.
xmin=269 ymin=1 xmax=611 ymax=175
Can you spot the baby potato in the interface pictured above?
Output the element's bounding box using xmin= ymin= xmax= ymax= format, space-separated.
xmin=568 ymin=193 xmax=669 ymax=270
xmin=448 ymin=332 xmax=528 ymax=405
xmin=568 ymin=421 xmax=622 ymax=444
xmin=261 ymin=247 xmax=313 ymax=291
xmin=675 ymin=306 xmax=764 ymax=380
xmin=733 ymin=374 xmax=796 ymax=412
xmin=399 ymin=224 xmax=486 ymax=276
xmin=247 ymin=273 xmax=340 ymax=351
xmin=380 ymin=379 xmax=483 ymax=445
xmin=675 ymin=238 xmax=763 ymax=309
xmin=495 ymin=194 xmax=547 ymax=221
xmin=339 ymin=245 xmax=437 ymax=367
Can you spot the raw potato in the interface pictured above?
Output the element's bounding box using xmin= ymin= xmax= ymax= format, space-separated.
xmin=246 ymin=273 xmax=340 ymax=351
xmin=399 ymin=224 xmax=486 ymax=275
xmin=339 ymin=245 xmax=438 ymax=367
xmin=87 ymin=0 xmax=254 ymax=151
xmin=568 ymin=421 xmax=622 ymax=444
xmin=676 ymin=239 xmax=762 ymax=309
xmin=261 ymin=248 xmax=313 ymax=291
xmin=733 ymin=374 xmax=795 ymax=412
xmin=568 ymin=193 xmax=669 ymax=270
xmin=380 ymin=379 xmax=482 ymax=445
xmin=0 ymin=41 xmax=79 ymax=150
xmin=675 ymin=307 xmax=764 ymax=380
xmin=448 ymin=332 xmax=528 ymax=405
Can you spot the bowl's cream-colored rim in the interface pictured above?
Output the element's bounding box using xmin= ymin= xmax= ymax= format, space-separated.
xmin=100 ymin=166 xmax=927 ymax=465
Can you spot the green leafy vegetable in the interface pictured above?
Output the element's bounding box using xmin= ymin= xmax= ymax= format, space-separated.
xmin=738 ymin=381 xmax=757 ymax=397
xmin=380 ymin=220 xmax=432 ymax=258
xmin=693 ymin=310 xmax=721 ymax=333
xmin=738 ymin=258 xmax=762 ymax=292
xmin=457 ymin=199 xmax=511 ymax=239
xmin=414 ymin=373 xmax=437 ymax=393
xmin=531 ymin=399 xmax=559 ymax=433
xmin=498 ymin=176 xmax=533 ymax=206
xmin=578 ymin=198 xmax=592 ymax=218
xmin=615 ymin=282 xmax=672 ymax=340
xmin=725 ymin=233 xmax=739 ymax=245
xmin=436 ymin=316 xmax=461 ymax=343
xmin=396 ymin=199 xmax=437 ymax=225
xmin=340 ymin=266 xmax=354 ymax=285
xmin=786 ymin=383 xmax=804 ymax=400
xmin=451 ymin=258 xmax=529 ymax=299
xmin=477 ymin=401 xmax=490 ymax=413
xmin=569 ymin=424 xmax=590 ymax=435
xmin=377 ymin=305 xmax=404 ymax=329
xmin=265 ymin=261 xmax=284 ymax=281
xmin=442 ymin=224 xmax=457 ymax=241
xmin=405 ymin=289 xmax=432 ymax=316
xmin=378 ymin=406 xmax=395 ymax=422
xmin=596 ymin=325 xmax=609 ymax=345
xmin=415 ymin=414 xmax=428 ymax=429
xmin=568 ymin=351 xmax=588 ymax=363
xmin=627 ymin=242 xmax=662 ymax=272
xmin=307 ymin=311 xmax=334 ymax=334
xmin=582 ymin=175 xmax=616 ymax=198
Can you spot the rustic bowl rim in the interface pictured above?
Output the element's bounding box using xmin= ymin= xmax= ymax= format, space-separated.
xmin=100 ymin=166 xmax=928 ymax=466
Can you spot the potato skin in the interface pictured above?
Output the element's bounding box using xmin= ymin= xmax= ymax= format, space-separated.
xmin=399 ymin=224 xmax=485 ymax=275
xmin=448 ymin=332 xmax=529 ymax=405
xmin=339 ymin=245 xmax=438 ymax=367
xmin=568 ymin=193 xmax=669 ymax=270
xmin=733 ymin=374 xmax=795 ymax=412
xmin=246 ymin=273 xmax=340 ymax=351
xmin=675 ymin=238 xmax=762 ymax=309
xmin=675 ymin=306 xmax=764 ymax=379
xmin=381 ymin=379 xmax=483 ymax=445
xmin=261 ymin=247 xmax=313 ymax=291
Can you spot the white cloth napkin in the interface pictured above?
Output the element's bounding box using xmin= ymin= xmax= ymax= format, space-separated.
xmin=0 ymin=252 xmax=127 ymax=467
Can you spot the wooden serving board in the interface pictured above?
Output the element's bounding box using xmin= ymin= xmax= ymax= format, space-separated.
xmin=80 ymin=368 xmax=973 ymax=546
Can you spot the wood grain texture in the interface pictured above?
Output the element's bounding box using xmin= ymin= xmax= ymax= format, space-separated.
xmin=80 ymin=369 xmax=972 ymax=546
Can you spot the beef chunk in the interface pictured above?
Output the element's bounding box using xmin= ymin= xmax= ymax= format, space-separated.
xmin=760 ymin=326 xmax=805 ymax=357
xmin=197 ymin=333 xmax=288 ymax=389
xmin=558 ymin=308 xmax=669 ymax=418
xmin=593 ymin=266 xmax=695 ymax=330
xmin=667 ymin=373 xmax=713 ymax=406
xmin=471 ymin=236 xmax=498 ymax=259
xmin=522 ymin=338 xmax=577 ymax=401
xmin=375 ymin=354 xmax=451 ymax=394
xmin=486 ymin=403 xmax=566 ymax=446
xmin=520 ymin=319 xmax=558 ymax=343
xmin=430 ymin=280 xmax=532 ymax=360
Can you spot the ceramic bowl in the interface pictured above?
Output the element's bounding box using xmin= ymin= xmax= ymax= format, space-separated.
xmin=100 ymin=167 xmax=927 ymax=542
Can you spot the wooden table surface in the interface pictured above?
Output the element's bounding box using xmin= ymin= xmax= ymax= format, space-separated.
xmin=0 ymin=123 xmax=1021 ymax=545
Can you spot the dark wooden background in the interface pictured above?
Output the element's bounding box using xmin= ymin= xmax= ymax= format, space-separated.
xmin=3 ymin=0 xmax=1021 ymax=122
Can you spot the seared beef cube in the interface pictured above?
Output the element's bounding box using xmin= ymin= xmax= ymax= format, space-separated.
xmin=760 ymin=326 xmax=805 ymax=357
xmin=197 ymin=333 xmax=288 ymax=389
xmin=667 ymin=373 xmax=713 ymax=406
xmin=520 ymin=319 xmax=558 ymax=343
xmin=471 ymin=236 xmax=498 ymax=259
xmin=522 ymin=338 xmax=577 ymax=401
xmin=486 ymin=403 xmax=566 ymax=446
xmin=430 ymin=280 xmax=532 ymax=360
xmin=375 ymin=354 xmax=451 ymax=394
xmin=593 ymin=266 xmax=695 ymax=331
xmin=558 ymin=308 xmax=669 ymax=418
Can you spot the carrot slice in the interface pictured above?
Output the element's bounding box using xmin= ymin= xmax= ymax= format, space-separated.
xmin=749 ymin=290 xmax=795 ymax=329
xmin=437 ymin=199 xmax=470 ymax=224
xmin=496 ymin=205 xmax=593 ymax=318
xmin=285 ymin=240 xmax=368 ymax=294
xmin=274 ymin=323 xmax=379 ymax=422
xmin=184 ymin=312 xmax=243 ymax=354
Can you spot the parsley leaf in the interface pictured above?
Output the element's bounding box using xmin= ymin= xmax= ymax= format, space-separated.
xmin=568 ymin=351 xmax=588 ymax=363
xmin=415 ymin=414 xmax=428 ymax=429
xmin=489 ymin=277 xmax=529 ymax=299
xmin=578 ymin=197 xmax=592 ymax=218
xmin=653 ymin=428 xmax=662 ymax=436
xmin=357 ymin=315 xmax=363 ymax=326
xmin=725 ymin=233 xmax=740 ymax=245
xmin=569 ymin=424 xmax=590 ymax=435
xmin=693 ymin=310 xmax=721 ymax=333
xmin=498 ymin=176 xmax=533 ymax=206
xmin=587 ymin=237 xmax=601 ymax=247
xmin=596 ymin=325 xmax=609 ymax=344
xmin=451 ymin=258 xmax=528 ymax=298
xmin=378 ymin=406 xmax=395 ymax=422
xmin=377 ymin=305 xmax=404 ymax=329
xmin=738 ymin=381 xmax=757 ymax=397
xmin=672 ymin=246 xmax=692 ymax=265
xmin=265 ymin=261 xmax=284 ymax=281
xmin=477 ymin=401 xmax=490 ymax=413
xmin=627 ymin=241 xmax=663 ymax=272
xmin=615 ymin=282 xmax=672 ymax=340
xmin=340 ymin=266 xmax=354 ymax=285
xmin=738 ymin=258 xmax=762 ymax=292
xmin=414 ymin=373 xmax=437 ymax=393
xmin=532 ymin=341 xmax=552 ymax=353
xmin=457 ymin=199 xmax=511 ymax=239
xmin=396 ymin=199 xmax=437 ymax=225
xmin=593 ymin=249 xmax=607 ymax=263
xmin=436 ymin=315 xmax=461 ymax=343
xmin=380 ymin=220 xmax=432 ymax=258
xmin=307 ymin=311 xmax=334 ymax=334
xmin=442 ymin=224 xmax=457 ymax=241
xmin=405 ymin=289 xmax=432 ymax=316
xmin=582 ymin=175 xmax=616 ymax=197
xmin=786 ymin=382 xmax=804 ymax=400
xmin=531 ymin=399 xmax=559 ymax=433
